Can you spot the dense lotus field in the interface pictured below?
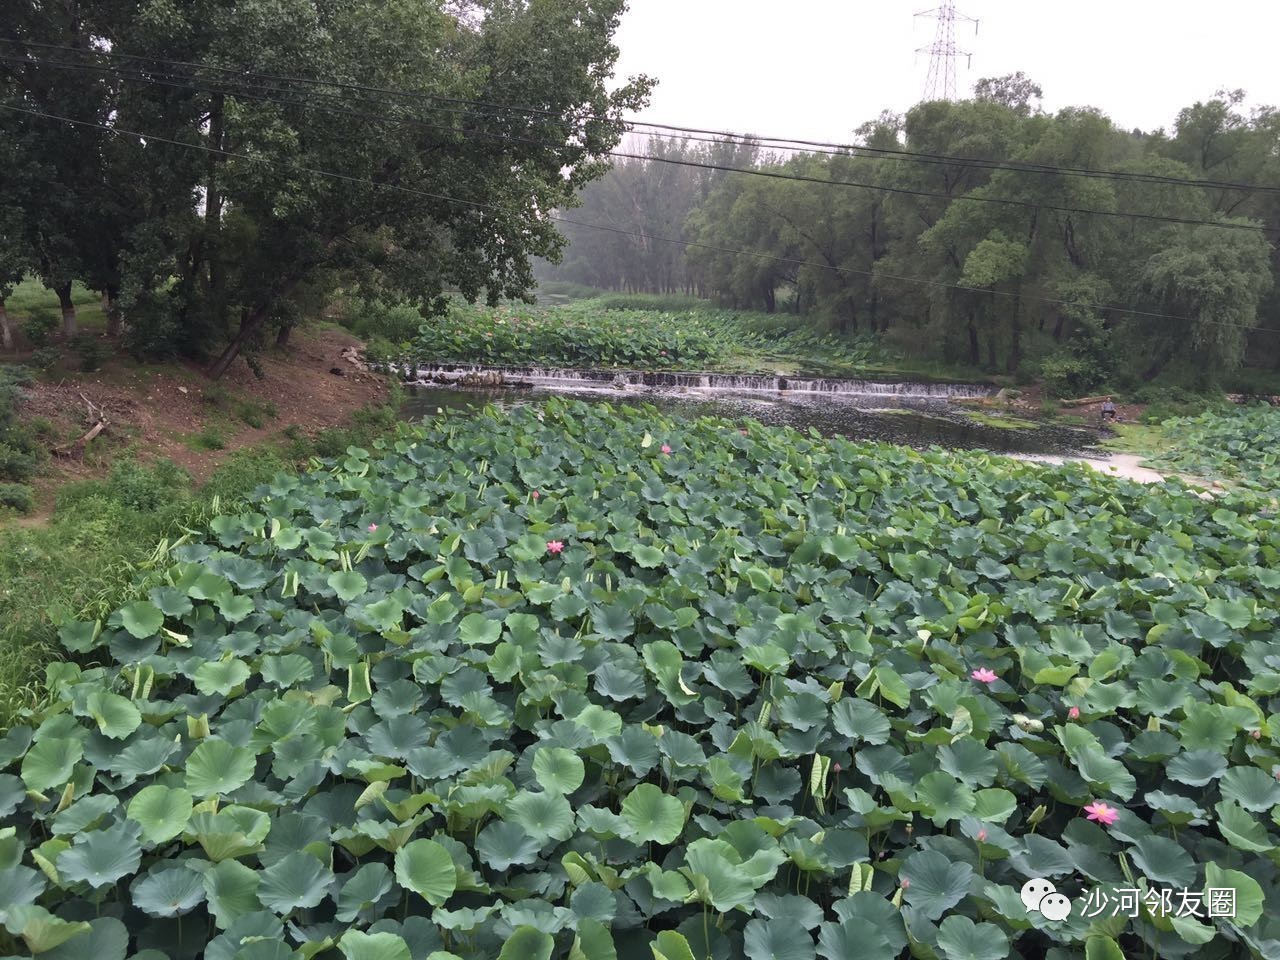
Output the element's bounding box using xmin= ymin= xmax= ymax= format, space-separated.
xmin=1149 ymin=404 xmax=1280 ymax=494
xmin=3 ymin=399 xmax=1280 ymax=958
xmin=406 ymin=302 xmax=885 ymax=373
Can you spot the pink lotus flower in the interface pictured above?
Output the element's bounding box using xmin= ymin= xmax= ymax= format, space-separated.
xmin=970 ymin=668 xmax=998 ymax=685
xmin=1084 ymin=801 xmax=1119 ymax=826
xmin=367 ymin=524 xmax=378 ymax=532
xmin=1068 ymin=706 xmax=1081 ymax=720
xmin=546 ymin=540 xmax=564 ymax=554
xmin=661 ymin=444 xmax=672 ymax=454
xmin=900 ymin=878 xmax=910 ymax=890
xmin=1252 ymin=729 xmax=1262 ymax=740
xmin=977 ymin=828 xmax=988 ymax=842
xmin=531 ymin=490 xmax=540 ymax=499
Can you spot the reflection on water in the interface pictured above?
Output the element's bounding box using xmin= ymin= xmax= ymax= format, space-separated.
xmin=402 ymin=383 xmax=1102 ymax=457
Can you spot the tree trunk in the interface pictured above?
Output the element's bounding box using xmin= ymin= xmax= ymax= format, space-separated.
xmin=986 ymin=330 xmax=997 ymax=370
xmin=1007 ymin=297 xmax=1022 ymax=374
xmin=276 ymin=323 xmax=292 ymax=347
xmin=55 ymin=282 xmax=76 ymax=337
xmin=104 ymin=287 xmax=123 ymax=337
xmin=0 ymin=298 xmax=11 ymax=351
xmin=967 ymin=309 xmax=980 ymax=366
xmin=207 ymin=306 xmax=267 ymax=380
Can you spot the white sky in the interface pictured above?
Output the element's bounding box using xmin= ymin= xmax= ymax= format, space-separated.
xmin=611 ymin=0 xmax=1280 ymax=142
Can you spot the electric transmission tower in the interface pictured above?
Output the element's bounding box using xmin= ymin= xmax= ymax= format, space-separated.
xmin=916 ymin=2 xmax=979 ymax=102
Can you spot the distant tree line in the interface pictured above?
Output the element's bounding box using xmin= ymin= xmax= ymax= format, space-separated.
xmin=0 ymin=0 xmax=648 ymax=378
xmin=539 ymin=77 xmax=1280 ymax=386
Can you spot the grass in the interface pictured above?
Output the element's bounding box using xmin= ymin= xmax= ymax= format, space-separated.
xmin=963 ymin=411 xmax=1040 ymax=431
xmin=1096 ymin=421 xmax=1174 ymax=456
xmin=3 ymin=277 xmax=106 ymax=334
xmin=0 ymin=387 xmax=404 ymax=726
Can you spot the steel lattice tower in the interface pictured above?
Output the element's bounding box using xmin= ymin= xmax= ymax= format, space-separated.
xmin=916 ymin=2 xmax=979 ymax=102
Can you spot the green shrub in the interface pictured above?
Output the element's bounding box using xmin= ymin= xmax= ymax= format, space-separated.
xmin=1039 ymin=353 xmax=1103 ymax=397
xmin=0 ymin=482 xmax=34 ymax=513
xmin=20 ymin=310 xmax=58 ymax=348
xmin=72 ymin=332 xmax=109 ymax=372
xmin=24 ymin=346 xmax=60 ymax=372
xmin=342 ymin=298 xmax=424 ymax=342
xmin=190 ymin=425 xmax=227 ymax=450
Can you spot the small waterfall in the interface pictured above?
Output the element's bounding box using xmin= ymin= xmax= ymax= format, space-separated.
xmin=394 ymin=361 xmax=996 ymax=399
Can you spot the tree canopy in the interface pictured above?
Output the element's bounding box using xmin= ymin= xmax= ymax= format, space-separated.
xmin=539 ymin=80 xmax=1278 ymax=387
xmin=1 ymin=0 xmax=650 ymax=376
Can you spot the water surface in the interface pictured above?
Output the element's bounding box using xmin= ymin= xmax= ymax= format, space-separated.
xmin=401 ymin=382 xmax=1102 ymax=457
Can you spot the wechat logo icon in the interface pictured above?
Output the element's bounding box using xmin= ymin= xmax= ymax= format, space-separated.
xmin=1021 ymin=878 xmax=1072 ymax=922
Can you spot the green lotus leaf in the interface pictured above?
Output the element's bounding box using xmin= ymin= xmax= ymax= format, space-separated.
xmin=339 ymin=931 xmax=412 ymax=960
xmin=118 ymin=600 xmax=164 ymax=639
xmin=901 ymin=850 xmax=973 ymax=920
xmin=531 ymin=746 xmax=585 ymax=795
xmin=936 ymin=915 xmax=1010 ymax=960
xmin=257 ymin=852 xmax=333 ymax=914
xmin=1129 ymin=835 xmax=1196 ymax=888
xmin=1219 ymin=766 xmax=1280 ymax=812
xmin=202 ymin=858 xmax=263 ymax=928
xmin=394 ymin=839 xmax=456 ymax=905
xmin=329 ymin=570 xmax=369 ymax=603
xmin=504 ymin=790 xmax=575 ymax=844
xmin=41 ymin=917 xmax=127 ymax=960
xmin=20 ymin=737 xmax=82 ymax=792
xmin=569 ymin=918 xmax=617 ymax=960
xmin=743 ymin=917 xmax=816 ymax=960
xmin=1 ymin=905 xmax=91 ymax=953
xmin=620 ymin=783 xmax=686 ymax=844
xmin=83 ymin=691 xmax=142 ymax=739
xmin=131 ymin=863 xmax=207 ymax=917
xmin=1203 ymin=862 xmax=1264 ymax=928
xmin=816 ymin=919 xmax=894 ymax=960
xmin=336 ymin=863 xmax=395 ymax=922
xmin=194 ymin=658 xmax=252 ymax=696
xmin=498 ymin=926 xmax=554 ymax=960
xmin=185 ymin=738 xmax=257 ymax=797
xmin=57 ymin=823 xmax=142 ymax=888
xmin=476 ymin=821 xmax=543 ymax=871
xmin=127 ymin=784 xmax=193 ymax=844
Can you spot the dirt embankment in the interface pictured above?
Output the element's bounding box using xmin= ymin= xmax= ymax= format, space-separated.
xmin=14 ymin=327 xmax=388 ymax=514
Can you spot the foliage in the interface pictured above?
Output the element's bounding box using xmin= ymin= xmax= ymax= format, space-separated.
xmin=341 ymin=300 xmax=426 ymax=345
xmin=20 ymin=312 xmax=58 ymax=349
xmin=0 ymin=482 xmax=34 ymax=514
xmin=24 ymin=347 xmax=61 ymax=373
xmin=1147 ymin=404 xmax=1280 ymax=490
xmin=406 ymin=302 xmax=897 ymax=374
xmin=3 ymin=0 xmax=650 ymax=378
xmin=543 ymin=87 xmax=1280 ymax=382
xmin=71 ymin=334 xmax=108 ymax=373
xmin=413 ymin=302 xmax=721 ymax=368
xmin=0 ymin=395 xmax=402 ymax=726
xmin=0 ymin=365 xmax=41 ymax=494
xmin=2 ymin=399 xmax=1279 ymax=957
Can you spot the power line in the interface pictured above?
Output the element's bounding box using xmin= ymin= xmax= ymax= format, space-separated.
xmin=4 ymin=53 xmax=1274 ymax=236
xmin=3 ymin=38 xmax=1279 ymax=196
xmin=3 ymin=100 xmax=1276 ymax=338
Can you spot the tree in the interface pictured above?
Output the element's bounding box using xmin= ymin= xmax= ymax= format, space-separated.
xmin=1136 ymin=224 xmax=1273 ymax=380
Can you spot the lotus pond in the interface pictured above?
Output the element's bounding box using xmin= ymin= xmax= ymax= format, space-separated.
xmin=401 ymin=386 xmax=1099 ymax=458
xmin=2 ymin=398 xmax=1278 ymax=959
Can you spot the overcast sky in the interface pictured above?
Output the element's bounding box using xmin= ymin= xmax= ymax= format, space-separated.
xmin=610 ymin=1 xmax=1280 ymax=143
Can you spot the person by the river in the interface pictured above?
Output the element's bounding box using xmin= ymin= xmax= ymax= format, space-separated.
xmin=1101 ymin=397 xmax=1117 ymax=422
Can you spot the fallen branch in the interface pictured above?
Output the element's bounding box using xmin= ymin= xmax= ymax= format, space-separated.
xmin=1059 ymin=395 xmax=1110 ymax=408
xmin=53 ymin=419 xmax=108 ymax=458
